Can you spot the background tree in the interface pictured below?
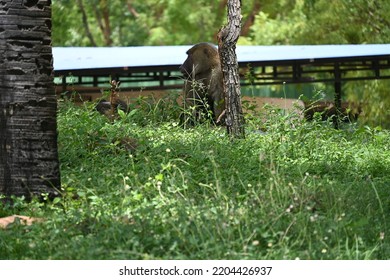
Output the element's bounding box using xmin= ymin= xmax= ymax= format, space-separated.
xmin=0 ymin=0 xmax=60 ymax=199
xmin=52 ymin=0 xmax=261 ymax=46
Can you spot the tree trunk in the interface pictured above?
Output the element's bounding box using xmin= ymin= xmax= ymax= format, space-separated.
xmin=217 ymin=0 xmax=245 ymax=139
xmin=93 ymin=0 xmax=113 ymax=46
xmin=0 ymin=0 xmax=60 ymax=200
xmin=100 ymin=0 xmax=113 ymax=46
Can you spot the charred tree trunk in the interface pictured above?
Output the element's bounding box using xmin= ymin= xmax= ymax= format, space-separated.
xmin=217 ymin=0 xmax=245 ymax=139
xmin=0 ymin=0 xmax=60 ymax=200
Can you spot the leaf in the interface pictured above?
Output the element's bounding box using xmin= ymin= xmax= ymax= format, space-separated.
xmin=155 ymin=173 xmax=164 ymax=181
xmin=53 ymin=197 xmax=62 ymax=205
xmin=117 ymin=108 xmax=126 ymax=119
xmin=128 ymin=108 xmax=139 ymax=118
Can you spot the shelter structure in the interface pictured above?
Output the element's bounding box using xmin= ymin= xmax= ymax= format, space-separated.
xmin=53 ymin=44 xmax=390 ymax=90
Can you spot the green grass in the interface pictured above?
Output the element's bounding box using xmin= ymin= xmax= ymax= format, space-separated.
xmin=1 ymin=96 xmax=390 ymax=260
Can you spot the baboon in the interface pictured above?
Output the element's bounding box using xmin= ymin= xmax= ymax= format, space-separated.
xmin=303 ymin=101 xmax=362 ymax=122
xmin=95 ymin=80 xmax=129 ymax=118
xmin=180 ymin=42 xmax=225 ymax=124
xmin=95 ymin=99 xmax=129 ymax=116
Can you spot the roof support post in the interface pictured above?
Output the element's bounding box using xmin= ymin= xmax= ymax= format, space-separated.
xmin=373 ymin=60 xmax=380 ymax=78
xmin=61 ymin=75 xmax=66 ymax=93
xmin=93 ymin=76 xmax=98 ymax=87
xmin=333 ymin=63 xmax=342 ymax=129
xmin=293 ymin=62 xmax=301 ymax=82
xmin=159 ymin=72 xmax=164 ymax=89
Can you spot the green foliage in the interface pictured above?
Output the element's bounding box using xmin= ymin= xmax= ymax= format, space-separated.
xmin=52 ymin=0 xmax=152 ymax=46
xmin=52 ymin=0 xmax=227 ymax=46
xmin=298 ymin=0 xmax=390 ymax=45
xmin=244 ymin=0 xmax=390 ymax=128
xmin=1 ymin=99 xmax=390 ymax=259
xmin=245 ymin=0 xmax=390 ymax=46
xmin=243 ymin=1 xmax=306 ymax=45
xmin=52 ymin=1 xmax=80 ymax=46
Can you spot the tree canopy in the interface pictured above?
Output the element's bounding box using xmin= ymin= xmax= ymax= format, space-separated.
xmin=53 ymin=0 xmax=390 ymax=47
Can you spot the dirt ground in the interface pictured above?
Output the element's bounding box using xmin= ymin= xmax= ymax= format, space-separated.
xmin=56 ymin=85 xmax=305 ymax=116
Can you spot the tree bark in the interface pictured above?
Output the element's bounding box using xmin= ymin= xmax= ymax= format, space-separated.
xmin=217 ymin=0 xmax=245 ymax=139
xmin=0 ymin=0 xmax=60 ymax=200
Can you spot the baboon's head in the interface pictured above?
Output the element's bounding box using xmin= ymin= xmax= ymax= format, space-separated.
xmin=179 ymin=43 xmax=220 ymax=78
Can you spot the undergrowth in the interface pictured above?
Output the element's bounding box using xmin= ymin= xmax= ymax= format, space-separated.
xmin=1 ymin=95 xmax=390 ymax=260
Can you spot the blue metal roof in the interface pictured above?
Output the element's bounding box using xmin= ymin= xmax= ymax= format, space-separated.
xmin=53 ymin=44 xmax=390 ymax=71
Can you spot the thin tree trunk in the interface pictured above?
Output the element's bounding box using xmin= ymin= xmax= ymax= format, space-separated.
xmin=217 ymin=0 xmax=245 ymax=139
xmin=93 ymin=0 xmax=113 ymax=46
xmin=0 ymin=0 xmax=60 ymax=200
xmin=127 ymin=0 xmax=139 ymax=18
xmin=100 ymin=0 xmax=113 ymax=46
xmin=93 ymin=5 xmax=106 ymax=39
xmin=77 ymin=0 xmax=97 ymax=46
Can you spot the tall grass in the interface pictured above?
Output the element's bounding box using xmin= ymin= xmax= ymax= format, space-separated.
xmin=1 ymin=95 xmax=389 ymax=259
